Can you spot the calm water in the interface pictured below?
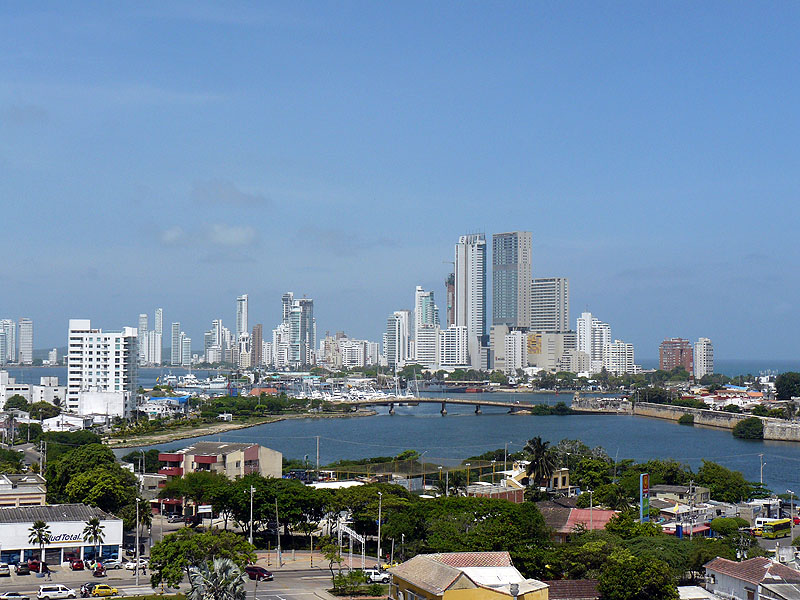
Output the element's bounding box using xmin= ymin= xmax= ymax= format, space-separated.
xmin=115 ymin=392 xmax=800 ymax=494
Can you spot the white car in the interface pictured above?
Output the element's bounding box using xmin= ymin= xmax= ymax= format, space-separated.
xmin=124 ymin=558 xmax=148 ymax=571
xmin=364 ymin=569 xmax=390 ymax=584
xmin=37 ymin=586 xmax=76 ymax=600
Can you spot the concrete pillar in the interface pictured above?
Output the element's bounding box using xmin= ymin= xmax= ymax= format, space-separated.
xmin=388 ymin=403 xmax=395 ymax=415
xmin=441 ymin=402 xmax=447 ymax=416
xmin=475 ymin=405 xmax=482 ymax=414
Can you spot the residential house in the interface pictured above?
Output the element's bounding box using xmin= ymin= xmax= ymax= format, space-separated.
xmin=704 ymin=557 xmax=800 ymax=600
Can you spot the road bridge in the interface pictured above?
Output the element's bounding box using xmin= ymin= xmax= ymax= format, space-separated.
xmin=331 ymin=396 xmax=545 ymax=415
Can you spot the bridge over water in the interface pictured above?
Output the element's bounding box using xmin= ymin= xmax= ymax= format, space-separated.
xmin=331 ymin=395 xmax=570 ymax=415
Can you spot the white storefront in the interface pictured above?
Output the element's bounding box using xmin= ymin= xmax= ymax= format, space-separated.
xmin=0 ymin=504 xmax=123 ymax=566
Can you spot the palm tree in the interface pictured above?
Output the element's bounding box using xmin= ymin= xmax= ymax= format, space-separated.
xmin=83 ymin=517 xmax=105 ymax=564
xmin=28 ymin=520 xmax=51 ymax=562
xmin=523 ymin=436 xmax=557 ymax=489
xmin=188 ymin=558 xmax=246 ymax=600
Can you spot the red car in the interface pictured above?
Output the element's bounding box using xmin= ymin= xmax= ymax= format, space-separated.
xmin=27 ymin=559 xmax=41 ymax=573
xmin=244 ymin=566 xmax=273 ymax=581
xmin=70 ymin=559 xmax=85 ymax=571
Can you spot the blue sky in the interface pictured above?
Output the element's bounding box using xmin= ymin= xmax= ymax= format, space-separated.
xmin=1 ymin=2 xmax=799 ymax=359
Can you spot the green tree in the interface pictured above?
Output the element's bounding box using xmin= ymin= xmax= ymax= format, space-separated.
xmin=678 ymin=413 xmax=694 ymax=425
xmin=118 ymin=499 xmax=153 ymax=532
xmin=605 ymin=510 xmax=662 ymax=539
xmin=710 ymin=517 xmax=750 ymax=537
xmin=46 ymin=443 xmax=117 ymax=502
xmin=83 ymin=517 xmax=105 ymax=562
xmin=150 ymin=528 xmax=255 ymax=589
xmin=187 ymin=557 xmax=246 ymax=600
xmin=319 ymin=535 xmax=344 ymax=587
xmin=65 ymin=468 xmax=137 ymax=513
xmin=733 ymin=417 xmax=764 ymax=440
xmin=694 ymin=461 xmax=754 ymax=503
xmin=523 ymin=436 xmax=556 ymax=487
xmin=122 ymin=449 xmax=163 ymax=473
xmin=598 ymin=549 xmax=678 ymax=600
xmin=489 ymin=370 xmax=508 ymax=385
xmin=28 ymin=520 xmax=51 ymax=561
xmin=29 ymin=402 xmax=61 ymax=420
xmin=776 ymin=372 xmax=800 ymax=400
xmin=0 ymin=448 xmax=24 ymax=473
xmin=5 ymin=395 xmax=30 ymax=411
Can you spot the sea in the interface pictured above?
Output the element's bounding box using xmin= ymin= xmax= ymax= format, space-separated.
xmin=5 ymin=366 xmax=800 ymax=493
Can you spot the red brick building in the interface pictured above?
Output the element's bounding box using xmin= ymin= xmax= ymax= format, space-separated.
xmin=659 ymin=338 xmax=694 ymax=373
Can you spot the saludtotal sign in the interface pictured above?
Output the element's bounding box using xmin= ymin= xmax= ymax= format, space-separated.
xmin=0 ymin=519 xmax=123 ymax=551
xmin=639 ymin=473 xmax=650 ymax=523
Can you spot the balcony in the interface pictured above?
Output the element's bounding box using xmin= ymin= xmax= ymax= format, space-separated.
xmin=158 ymin=467 xmax=183 ymax=477
xmin=158 ymin=453 xmax=183 ymax=462
xmin=194 ymin=455 xmax=217 ymax=465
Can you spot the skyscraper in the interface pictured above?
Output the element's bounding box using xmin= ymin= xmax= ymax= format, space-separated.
xmin=154 ymin=308 xmax=163 ymax=336
xmin=576 ymin=311 xmax=611 ymax=372
xmin=531 ymin=277 xmax=570 ymax=333
xmin=385 ymin=310 xmax=411 ymax=369
xmin=171 ymin=322 xmax=181 ymax=365
xmin=236 ymin=294 xmax=249 ymax=339
xmin=492 ymin=231 xmax=532 ymax=328
xmin=414 ymin=286 xmax=440 ymax=365
xmin=18 ymin=318 xmax=33 ymax=365
xmin=0 ymin=320 xmax=15 ymax=364
xmin=289 ymin=298 xmax=315 ymax=366
xmin=602 ymin=340 xmax=638 ymax=375
xmin=659 ymin=338 xmax=693 ymax=372
xmin=138 ymin=313 xmax=148 ymax=364
xmin=694 ymin=338 xmax=714 ymax=379
xmin=455 ymin=233 xmax=487 ymax=369
xmin=181 ymin=333 xmax=192 ymax=366
xmin=252 ymin=324 xmax=263 ymax=366
xmin=445 ymin=273 xmax=455 ymax=328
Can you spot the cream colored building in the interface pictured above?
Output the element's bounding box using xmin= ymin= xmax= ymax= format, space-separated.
xmin=0 ymin=474 xmax=47 ymax=508
xmin=158 ymin=441 xmax=282 ymax=480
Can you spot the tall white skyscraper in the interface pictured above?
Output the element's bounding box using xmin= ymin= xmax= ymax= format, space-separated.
xmin=0 ymin=320 xmax=16 ymax=364
xmin=18 ymin=318 xmax=33 ymax=365
xmin=171 ymin=322 xmax=181 ymax=365
xmin=492 ymin=231 xmax=532 ymax=328
xmin=236 ymin=294 xmax=249 ymax=339
xmin=138 ymin=313 xmax=148 ymax=364
xmin=288 ymin=298 xmax=315 ymax=366
xmin=577 ymin=311 xmax=611 ymax=372
xmin=455 ymin=233 xmax=487 ymax=369
xmin=67 ymin=319 xmax=138 ymax=416
xmin=147 ymin=330 xmax=162 ymax=365
xmin=602 ymin=340 xmax=638 ymax=375
xmin=181 ymin=333 xmax=192 ymax=366
xmin=154 ymin=308 xmax=163 ymax=336
xmin=414 ymin=286 xmax=439 ymax=363
xmin=385 ymin=310 xmax=411 ymax=369
xmin=694 ymin=338 xmax=714 ymax=379
xmin=531 ymin=277 xmax=570 ymax=332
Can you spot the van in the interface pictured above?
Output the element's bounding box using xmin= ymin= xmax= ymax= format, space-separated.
xmin=364 ymin=569 xmax=390 ymax=584
xmin=37 ymin=585 xmax=76 ymax=600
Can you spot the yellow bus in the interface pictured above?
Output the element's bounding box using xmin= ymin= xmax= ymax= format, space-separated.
xmin=762 ymin=518 xmax=792 ymax=539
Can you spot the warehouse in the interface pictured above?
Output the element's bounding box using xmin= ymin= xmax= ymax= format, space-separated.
xmin=0 ymin=504 xmax=123 ymax=566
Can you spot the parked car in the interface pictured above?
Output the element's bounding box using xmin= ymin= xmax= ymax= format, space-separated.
xmin=0 ymin=563 xmax=10 ymax=576
xmin=28 ymin=559 xmax=41 ymax=573
xmin=124 ymin=558 xmax=148 ymax=571
xmin=37 ymin=586 xmax=76 ymax=600
xmin=89 ymin=585 xmax=117 ymax=597
xmin=244 ymin=565 xmax=273 ymax=581
xmin=1 ymin=593 xmax=30 ymax=600
xmin=14 ymin=562 xmax=31 ymax=575
xmin=364 ymin=569 xmax=390 ymax=584
xmin=70 ymin=559 xmax=85 ymax=571
xmin=100 ymin=558 xmax=124 ymax=570
xmin=166 ymin=514 xmax=184 ymax=523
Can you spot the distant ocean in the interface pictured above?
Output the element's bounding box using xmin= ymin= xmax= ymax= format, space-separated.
xmin=638 ymin=358 xmax=800 ymax=377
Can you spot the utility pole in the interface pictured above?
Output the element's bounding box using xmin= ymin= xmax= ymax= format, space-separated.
xmin=759 ymin=454 xmax=765 ymax=485
xmin=135 ymin=498 xmax=140 ymax=586
xmin=248 ymin=486 xmax=255 ymax=546
xmin=689 ymin=480 xmax=695 ymax=541
xmin=504 ymin=441 xmax=510 ymax=473
xmin=274 ymin=499 xmax=281 ymax=566
xmin=316 ymin=436 xmax=320 ymax=475
xmin=377 ymin=491 xmax=383 ymax=568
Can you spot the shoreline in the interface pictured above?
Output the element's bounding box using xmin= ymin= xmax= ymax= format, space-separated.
xmin=105 ymin=408 xmax=377 ymax=449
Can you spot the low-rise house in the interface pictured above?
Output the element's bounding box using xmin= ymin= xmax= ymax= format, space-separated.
xmin=466 ymin=483 xmax=524 ymax=503
xmin=0 ymin=474 xmax=46 ymax=508
xmin=704 ymin=556 xmax=800 ymax=600
xmin=389 ymin=551 xmax=549 ymax=600
xmin=158 ymin=441 xmax=282 ymax=480
xmin=650 ymin=484 xmax=711 ymax=505
xmin=543 ymin=580 xmax=598 ymax=600
xmin=536 ymin=501 xmax=616 ymax=543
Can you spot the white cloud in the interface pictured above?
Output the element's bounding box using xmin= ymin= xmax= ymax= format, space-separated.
xmin=208 ymin=224 xmax=256 ymax=247
xmin=159 ymin=226 xmax=186 ymax=245
xmin=192 ymin=180 xmax=268 ymax=205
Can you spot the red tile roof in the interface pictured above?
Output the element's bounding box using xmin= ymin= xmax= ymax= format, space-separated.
xmin=430 ymin=551 xmax=513 ymax=568
xmin=705 ymin=557 xmax=800 ymax=585
xmin=563 ymin=509 xmax=616 ymax=532
xmin=544 ymin=579 xmax=599 ymax=600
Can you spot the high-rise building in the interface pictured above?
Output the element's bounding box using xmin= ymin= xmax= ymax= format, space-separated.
xmin=694 ymin=338 xmax=714 ymax=379
xmin=531 ymin=277 xmax=569 ymax=333
xmin=602 ymin=340 xmax=638 ymax=375
xmin=67 ymin=319 xmax=138 ymax=416
xmin=236 ymin=294 xmax=249 ymax=340
xmin=492 ymin=231 xmax=532 ymax=329
xmin=252 ymin=324 xmax=263 ymax=366
xmin=576 ymin=312 xmax=611 ymax=373
xmin=171 ymin=322 xmax=181 ymax=365
xmin=147 ymin=330 xmax=162 ymax=365
xmin=289 ymin=297 xmax=315 ymax=367
xmin=181 ymin=333 xmax=192 ymax=366
xmin=439 ymin=325 xmax=469 ymax=366
xmin=138 ymin=313 xmax=148 ymax=365
xmin=48 ymin=348 xmax=58 ymax=365
xmin=154 ymin=308 xmax=163 ymax=336
xmin=385 ymin=310 xmax=411 ymax=369
xmin=659 ymin=338 xmax=694 ymax=373
xmin=414 ymin=286 xmax=439 ymax=363
xmin=455 ymin=234 xmax=487 ymax=369
xmin=445 ymin=273 xmax=455 ymax=328
xmin=18 ymin=318 xmax=33 ymax=365
xmin=281 ymin=293 xmax=294 ymax=324
xmin=0 ymin=320 xmax=15 ymax=365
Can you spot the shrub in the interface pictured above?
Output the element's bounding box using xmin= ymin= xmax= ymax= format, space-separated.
xmin=678 ymin=413 xmax=694 ymax=426
xmin=733 ymin=417 xmax=764 ymax=440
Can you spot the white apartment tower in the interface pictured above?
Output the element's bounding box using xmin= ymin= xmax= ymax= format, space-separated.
xmin=137 ymin=313 xmax=148 ymax=365
xmin=154 ymin=308 xmax=163 ymax=336
xmin=602 ymin=339 xmax=638 ymax=375
xmin=385 ymin=310 xmax=411 ymax=369
xmin=414 ymin=286 xmax=439 ymax=364
xmin=492 ymin=231 xmax=532 ymax=328
xmin=694 ymin=338 xmax=714 ymax=379
xmin=531 ymin=278 xmax=570 ymax=332
xmin=577 ymin=311 xmax=611 ymax=372
xmin=236 ymin=294 xmax=249 ymax=340
xmin=455 ymin=234 xmax=487 ymax=369
xmin=0 ymin=320 xmax=15 ymax=365
xmin=66 ymin=319 xmax=138 ymax=416
xmin=171 ymin=322 xmax=181 ymax=365
xmin=18 ymin=318 xmax=33 ymax=365
xmin=181 ymin=333 xmax=192 ymax=366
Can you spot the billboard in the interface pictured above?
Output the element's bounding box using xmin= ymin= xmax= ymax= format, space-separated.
xmin=640 ymin=473 xmax=650 ymax=523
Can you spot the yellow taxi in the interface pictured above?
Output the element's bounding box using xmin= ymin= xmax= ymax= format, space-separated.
xmin=90 ymin=585 xmax=118 ymax=597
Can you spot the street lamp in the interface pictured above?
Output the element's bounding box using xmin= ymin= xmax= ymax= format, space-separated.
xmin=377 ymin=492 xmax=383 ymax=568
xmin=491 ymin=460 xmax=497 ymax=485
xmin=248 ymin=486 xmax=256 ymax=546
xmin=788 ymin=489 xmax=796 ymax=544
xmin=589 ymin=489 xmax=594 ymax=531
xmin=466 ymin=463 xmax=471 ymax=489
xmin=504 ymin=442 xmax=511 ymax=472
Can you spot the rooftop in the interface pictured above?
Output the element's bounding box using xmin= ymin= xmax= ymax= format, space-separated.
xmin=544 ymin=579 xmax=599 ymax=600
xmin=705 ymin=557 xmax=800 ymax=586
xmin=176 ymin=441 xmax=256 ymax=456
xmin=0 ymin=504 xmax=116 ymax=523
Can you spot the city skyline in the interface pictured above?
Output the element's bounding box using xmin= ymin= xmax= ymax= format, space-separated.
xmin=2 ymin=4 xmax=799 ymax=359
